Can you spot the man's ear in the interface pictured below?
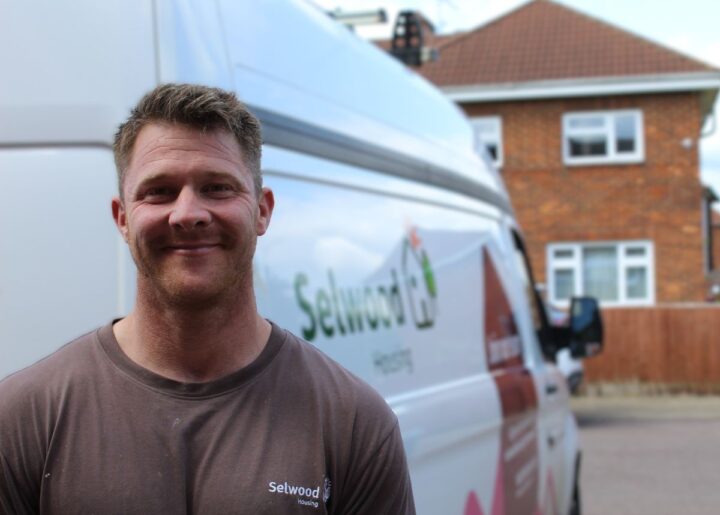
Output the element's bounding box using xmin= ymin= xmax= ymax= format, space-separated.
xmin=256 ymin=187 xmax=275 ymax=236
xmin=112 ymin=197 xmax=129 ymax=242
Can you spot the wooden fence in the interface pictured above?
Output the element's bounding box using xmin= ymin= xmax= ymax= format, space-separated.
xmin=584 ymin=305 xmax=720 ymax=393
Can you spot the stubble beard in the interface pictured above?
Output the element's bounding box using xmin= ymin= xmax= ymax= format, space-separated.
xmin=130 ymin=232 xmax=257 ymax=313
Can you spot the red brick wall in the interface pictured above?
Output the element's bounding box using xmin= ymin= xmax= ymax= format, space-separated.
xmin=462 ymin=93 xmax=706 ymax=302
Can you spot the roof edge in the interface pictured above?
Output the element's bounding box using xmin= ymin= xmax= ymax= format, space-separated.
xmin=442 ymin=71 xmax=720 ymax=103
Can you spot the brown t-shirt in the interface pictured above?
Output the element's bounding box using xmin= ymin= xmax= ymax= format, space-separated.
xmin=0 ymin=322 xmax=415 ymax=515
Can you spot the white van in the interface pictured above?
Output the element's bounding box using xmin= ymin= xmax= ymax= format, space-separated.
xmin=0 ymin=1 xmax=602 ymax=513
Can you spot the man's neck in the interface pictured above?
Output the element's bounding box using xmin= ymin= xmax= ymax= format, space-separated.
xmin=113 ymin=291 xmax=271 ymax=383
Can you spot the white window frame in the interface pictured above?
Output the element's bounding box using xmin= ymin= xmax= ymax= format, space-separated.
xmin=547 ymin=240 xmax=655 ymax=307
xmin=471 ymin=116 xmax=503 ymax=167
xmin=562 ymin=109 xmax=644 ymax=165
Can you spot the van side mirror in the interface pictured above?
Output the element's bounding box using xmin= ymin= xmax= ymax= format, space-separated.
xmin=568 ymin=296 xmax=603 ymax=358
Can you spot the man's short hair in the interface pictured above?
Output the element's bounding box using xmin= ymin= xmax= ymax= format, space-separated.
xmin=113 ymin=83 xmax=263 ymax=198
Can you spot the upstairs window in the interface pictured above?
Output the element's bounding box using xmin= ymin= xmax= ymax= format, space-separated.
xmin=471 ymin=116 xmax=503 ymax=167
xmin=562 ymin=110 xmax=644 ymax=165
xmin=547 ymin=241 xmax=654 ymax=306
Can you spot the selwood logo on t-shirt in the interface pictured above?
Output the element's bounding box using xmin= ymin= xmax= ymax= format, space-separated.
xmin=268 ymin=478 xmax=331 ymax=509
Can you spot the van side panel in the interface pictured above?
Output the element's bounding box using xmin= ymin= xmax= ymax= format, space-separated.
xmin=0 ymin=149 xmax=132 ymax=379
xmin=256 ymin=159 xmax=493 ymax=391
xmin=0 ymin=0 xmax=156 ymax=146
xmin=214 ymin=0 xmax=476 ymax=162
xmin=154 ymin=0 xmax=232 ymax=89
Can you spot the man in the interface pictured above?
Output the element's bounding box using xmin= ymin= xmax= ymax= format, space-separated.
xmin=0 ymin=84 xmax=415 ymax=514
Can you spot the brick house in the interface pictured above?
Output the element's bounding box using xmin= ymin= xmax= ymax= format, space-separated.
xmin=399 ymin=0 xmax=720 ymax=308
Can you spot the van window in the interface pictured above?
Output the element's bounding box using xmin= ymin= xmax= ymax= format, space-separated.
xmin=512 ymin=237 xmax=542 ymax=335
xmin=510 ymin=231 xmax=551 ymax=359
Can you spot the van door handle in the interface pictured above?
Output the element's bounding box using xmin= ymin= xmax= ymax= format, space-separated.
xmin=545 ymin=382 xmax=559 ymax=395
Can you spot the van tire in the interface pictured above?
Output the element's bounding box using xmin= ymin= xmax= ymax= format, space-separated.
xmin=569 ymin=453 xmax=582 ymax=515
xmin=569 ymin=483 xmax=580 ymax=515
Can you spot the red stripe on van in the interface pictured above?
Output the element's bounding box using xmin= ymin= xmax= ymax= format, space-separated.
xmin=464 ymin=491 xmax=484 ymax=515
xmin=484 ymin=249 xmax=523 ymax=372
xmin=483 ymin=249 xmax=540 ymax=514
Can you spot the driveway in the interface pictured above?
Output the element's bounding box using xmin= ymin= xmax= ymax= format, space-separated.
xmin=572 ymin=395 xmax=720 ymax=515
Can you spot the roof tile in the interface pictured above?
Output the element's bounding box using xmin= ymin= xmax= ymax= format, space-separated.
xmin=408 ymin=0 xmax=717 ymax=86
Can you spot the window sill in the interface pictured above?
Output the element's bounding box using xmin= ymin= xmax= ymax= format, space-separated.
xmin=551 ymin=298 xmax=654 ymax=308
xmin=563 ymin=156 xmax=644 ymax=167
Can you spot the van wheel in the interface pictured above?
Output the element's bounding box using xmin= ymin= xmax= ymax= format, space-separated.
xmin=569 ymin=453 xmax=582 ymax=515
xmin=569 ymin=481 xmax=580 ymax=515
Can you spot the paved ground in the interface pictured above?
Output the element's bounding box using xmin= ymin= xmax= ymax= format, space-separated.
xmin=571 ymin=396 xmax=720 ymax=515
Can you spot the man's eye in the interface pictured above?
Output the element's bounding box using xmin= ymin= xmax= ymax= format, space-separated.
xmin=142 ymin=186 xmax=173 ymax=202
xmin=204 ymin=184 xmax=234 ymax=194
xmin=144 ymin=187 xmax=173 ymax=199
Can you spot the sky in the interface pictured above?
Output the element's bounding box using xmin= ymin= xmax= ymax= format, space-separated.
xmin=312 ymin=0 xmax=720 ymax=196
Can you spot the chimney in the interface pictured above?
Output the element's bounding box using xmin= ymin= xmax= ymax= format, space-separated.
xmin=390 ymin=10 xmax=439 ymax=66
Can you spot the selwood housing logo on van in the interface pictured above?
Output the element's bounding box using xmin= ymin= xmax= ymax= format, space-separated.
xmin=294 ymin=226 xmax=438 ymax=341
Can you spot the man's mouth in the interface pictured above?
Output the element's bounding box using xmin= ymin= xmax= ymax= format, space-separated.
xmin=163 ymin=242 xmax=222 ymax=255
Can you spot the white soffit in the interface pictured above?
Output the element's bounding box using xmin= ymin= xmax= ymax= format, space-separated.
xmin=442 ymin=72 xmax=720 ymax=103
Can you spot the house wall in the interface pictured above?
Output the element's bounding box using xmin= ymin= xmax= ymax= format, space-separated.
xmin=463 ymin=93 xmax=706 ymax=302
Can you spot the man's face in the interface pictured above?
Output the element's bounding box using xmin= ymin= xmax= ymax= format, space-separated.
xmin=111 ymin=122 xmax=273 ymax=308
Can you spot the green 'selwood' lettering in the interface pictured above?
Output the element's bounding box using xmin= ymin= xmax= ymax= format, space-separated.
xmin=295 ymin=270 xmax=405 ymax=341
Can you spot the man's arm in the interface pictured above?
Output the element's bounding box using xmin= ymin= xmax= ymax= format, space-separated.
xmin=332 ymin=420 xmax=415 ymax=515
xmin=0 ymin=373 xmax=46 ymax=515
xmin=0 ymin=452 xmax=39 ymax=515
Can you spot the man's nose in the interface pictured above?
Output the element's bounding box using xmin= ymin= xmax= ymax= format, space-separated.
xmin=168 ymin=188 xmax=211 ymax=230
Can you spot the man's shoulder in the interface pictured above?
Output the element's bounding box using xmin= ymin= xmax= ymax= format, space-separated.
xmin=0 ymin=327 xmax=104 ymax=414
xmin=271 ymin=324 xmax=397 ymax=423
xmin=269 ymin=326 xmax=414 ymax=514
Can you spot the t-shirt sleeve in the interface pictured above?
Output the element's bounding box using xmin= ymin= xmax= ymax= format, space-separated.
xmin=333 ymin=420 xmax=416 ymax=515
xmin=0 ymin=378 xmax=43 ymax=515
xmin=0 ymin=452 xmax=39 ymax=515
